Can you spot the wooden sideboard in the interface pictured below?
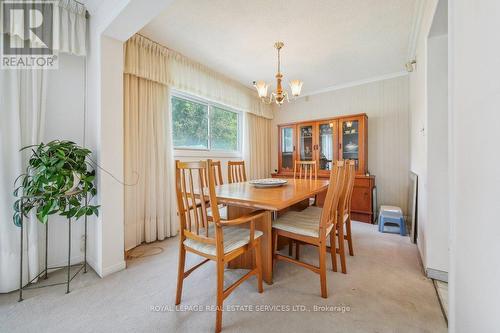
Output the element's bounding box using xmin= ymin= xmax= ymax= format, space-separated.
xmin=273 ymin=113 xmax=375 ymax=223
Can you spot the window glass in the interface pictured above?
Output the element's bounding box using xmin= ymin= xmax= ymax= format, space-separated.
xmin=210 ymin=106 xmax=238 ymax=151
xmin=171 ymin=96 xmax=209 ymax=149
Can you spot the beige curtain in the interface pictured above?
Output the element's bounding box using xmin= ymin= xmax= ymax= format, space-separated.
xmin=124 ymin=34 xmax=273 ymax=119
xmin=244 ymin=113 xmax=272 ymax=180
xmin=123 ymin=75 xmax=177 ymax=250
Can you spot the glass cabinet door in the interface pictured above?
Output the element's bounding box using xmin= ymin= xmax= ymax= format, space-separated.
xmin=280 ymin=126 xmax=295 ymax=172
xmin=341 ymin=119 xmax=360 ymax=169
xmin=298 ymin=124 xmax=314 ymax=161
xmin=317 ymin=121 xmax=337 ymax=173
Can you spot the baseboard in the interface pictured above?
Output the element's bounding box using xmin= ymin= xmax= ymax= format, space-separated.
xmin=100 ymin=260 xmax=126 ymax=278
xmin=47 ymin=255 xmax=84 ymax=269
xmin=426 ymin=268 xmax=448 ymax=282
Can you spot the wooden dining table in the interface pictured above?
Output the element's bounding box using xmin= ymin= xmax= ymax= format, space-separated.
xmin=213 ymin=178 xmax=329 ymax=284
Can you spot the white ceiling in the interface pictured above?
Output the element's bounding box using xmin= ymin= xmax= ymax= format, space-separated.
xmin=140 ymin=0 xmax=417 ymax=95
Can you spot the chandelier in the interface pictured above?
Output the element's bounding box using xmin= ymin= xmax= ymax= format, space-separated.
xmin=253 ymin=41 xmax=303 ymax=105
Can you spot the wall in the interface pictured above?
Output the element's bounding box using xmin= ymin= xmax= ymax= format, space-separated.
xmin=83 ymin=0 xmax=176 ymax=277
xmin=98 ymin=36 xmax=125 ymax=275
xmin=426 ymin=31 xmax=449 ymax=278
xmin=449 ymin=0 xmax=500 ymax=331
xmin=272 ymin=75 xmax=410 ymax=214
xmin=43 ymin=54 xmax=87 ymax=267
xmin=408 ymin=0 xmax=438 ymax=269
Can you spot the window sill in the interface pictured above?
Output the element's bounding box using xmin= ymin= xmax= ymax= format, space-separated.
xmin=173 ymin=149 xmax=242 ymax=159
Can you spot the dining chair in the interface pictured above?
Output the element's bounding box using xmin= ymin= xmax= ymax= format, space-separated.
xmin=343 ymin=160 xmax=356 ymax=257
xmin=210 ymin=160 xmax=224 ymax=186
xmin=293 ymin=160 xmax=318 ymax=180
xmin=208 ymin=160 xmax=227 ymax=220
xmin=332 ymin=159 xmax=356 ymax=274
xmin=227 ymin=161 xmax=247 ymax=183
xmin=175 ymin=160 xmax=265 ymax=333
xmin=289 ymin=160 xmax=319 ymax=256
xmin=272 ymin=161 xmax=345 ymax=298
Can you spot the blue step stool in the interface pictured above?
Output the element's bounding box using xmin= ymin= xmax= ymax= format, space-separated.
xmin=378 ymin=205 xmax=406 ymax=236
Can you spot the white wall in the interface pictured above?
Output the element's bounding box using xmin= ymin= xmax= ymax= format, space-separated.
xmin=83 ymin=0 xmax=176 ymax=277
xmin=98 ymin=36 xmax=125 ymax=275
xmin=426 ymin=32 xmax=449 ymax=278
xmin=43 ymin=54 xmax=86 ymax=267
xmin=449 ymin=0 xmax=500 ymax=331
xmin=409 ymin=0 xmax=450 ymax=281
xmin=408 ymin=0 xmax=438 ymax=269
xmin=272 ymin=75 xmax=410 ymax=213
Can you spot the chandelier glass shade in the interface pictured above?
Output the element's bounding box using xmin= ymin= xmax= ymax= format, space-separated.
xmin=253 ymin=42 xmax=303 ymax=105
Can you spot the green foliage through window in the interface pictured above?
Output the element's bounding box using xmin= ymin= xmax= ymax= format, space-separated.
xmin=172 ymin=94 xmax=239 ymax=151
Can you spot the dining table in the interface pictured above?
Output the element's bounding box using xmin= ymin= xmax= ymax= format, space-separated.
xmin=213 ymin=178 xmax=329 ymax=284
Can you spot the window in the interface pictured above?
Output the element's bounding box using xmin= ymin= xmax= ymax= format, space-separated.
xmin=171 ymin=93 xmax=241 ymax=152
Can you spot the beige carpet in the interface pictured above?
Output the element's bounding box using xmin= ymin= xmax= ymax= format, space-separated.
xmin=0 ymin=222 xmax=446 ymax=332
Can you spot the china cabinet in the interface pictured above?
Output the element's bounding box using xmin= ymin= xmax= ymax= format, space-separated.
xmin=273 ymin=113 xmax=375 ymax=223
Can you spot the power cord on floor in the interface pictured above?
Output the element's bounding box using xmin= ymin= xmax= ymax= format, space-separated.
xmin=126 ymin=246 xmax=164 ymax=260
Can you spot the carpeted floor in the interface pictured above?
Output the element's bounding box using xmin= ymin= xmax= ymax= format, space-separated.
xmin=0 ymin=222 xmax=446 ymax=333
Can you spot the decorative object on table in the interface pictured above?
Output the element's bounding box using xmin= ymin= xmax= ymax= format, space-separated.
xmin=253 ymin=41 xmax=303 ymax=105
xmin=249 ymin=178 xmax=288 ymax=188
xmin=378 ymin=205 xmax=406 ymax=236
xmin=13 ymin=140 xmax=99 ymax=301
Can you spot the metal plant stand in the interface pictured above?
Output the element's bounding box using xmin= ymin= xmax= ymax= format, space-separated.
xmin=18 ymin=193 xmax=88 ymax=302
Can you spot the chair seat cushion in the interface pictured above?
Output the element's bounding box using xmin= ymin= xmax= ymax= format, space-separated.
xmin=207 ymin=205 xmax=228 ymax=220
xmin=273 ymin=207 xmax=323 ymax=238
xmin=184 ymin=224 xmax=262 ymax=256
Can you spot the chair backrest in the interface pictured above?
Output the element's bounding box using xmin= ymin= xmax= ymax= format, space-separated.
xmin=338 ymin=160 xmax=356 ymax=218
xmin=228 ymin=161 xmax=247 ymax=183
xmin=318 ymin=161 xmax=345 ymax=238
xmin=210 ymin=160 xmax=224 ymax=186
xmin=344 ymin=160 xmax=356 ymax=214
xmin=294 ymin=160 xmax=317 ymax=180
xmin=175 ymin=160 xmax=223 ymax=245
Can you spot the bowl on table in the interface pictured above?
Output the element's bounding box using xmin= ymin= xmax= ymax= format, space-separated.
xmin=248 ymin=178 xmax=288 ymax=188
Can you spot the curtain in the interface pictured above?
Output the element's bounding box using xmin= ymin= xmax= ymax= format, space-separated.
xmin=244 ymin=113 xmax=272 ymax=180
xmin=124 ymin=34 xmax=273 ymax=119
xmin=0 ymin=0 xmax=86 ymax=293
xmin=0 ymin=70 xmax=47 ymax=293
xmin=2 ymin=0 xmax=87 ymax=55
xmin=123 ymin=75 xmax=177 ymax=250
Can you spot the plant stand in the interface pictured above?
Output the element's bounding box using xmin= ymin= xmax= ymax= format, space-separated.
xmin=18 ymin=193 xmax=88 ymax=302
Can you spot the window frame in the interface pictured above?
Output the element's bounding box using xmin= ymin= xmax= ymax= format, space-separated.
xmin=171 ymin=90 xmax=242 ymax=157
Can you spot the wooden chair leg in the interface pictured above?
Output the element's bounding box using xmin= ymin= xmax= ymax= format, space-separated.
xmin=346 ymin=217 xmax=354 ymax=256
xmin=319 ymin=243 xmax=327 ymax=298
xmin=288 ymin=238 xmax=293 ymax=256
xmin=254 ymin=239 xmax=263 ymax=293
xmin=338 ymin=225 xmax=347 ymax=274
xmin=175 ymin=244 xmax=186 ymax=305
xmin=272 ymin=230 xmax=278 ymax=268
xmin=329 ymin=231 xmax=337 ymax=272
xmin=215 ymin=259 xmax=224 ymax=333
xmin=295 ymin=242 xmax=300 ymax=260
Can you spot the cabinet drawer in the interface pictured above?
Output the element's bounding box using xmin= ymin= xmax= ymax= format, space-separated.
xmin=351 ymin=187 xmax=371 ymax=212
xmin=354 ymin=177 xmax=371 ymax=188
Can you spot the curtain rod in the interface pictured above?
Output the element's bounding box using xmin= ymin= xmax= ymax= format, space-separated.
xmin=135 ymin=33 xmax=172 ymax=51
xmin=70 ymin=0 xmax=90 ymax=19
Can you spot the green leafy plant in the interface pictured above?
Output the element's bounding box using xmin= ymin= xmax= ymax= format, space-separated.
xmin=13 ymin=140 xmax=99 ymax=227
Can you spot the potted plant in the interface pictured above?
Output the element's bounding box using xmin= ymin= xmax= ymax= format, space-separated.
xmin=13 ymin=140 xmax=99 ymax=226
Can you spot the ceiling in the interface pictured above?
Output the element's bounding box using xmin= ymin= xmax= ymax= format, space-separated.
xmin=140 ymin=0 xmax=417 ymax=95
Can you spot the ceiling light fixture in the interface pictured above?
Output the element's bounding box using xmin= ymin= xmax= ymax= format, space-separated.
xmin=253 ymin=41 xmax=303 ymax=105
